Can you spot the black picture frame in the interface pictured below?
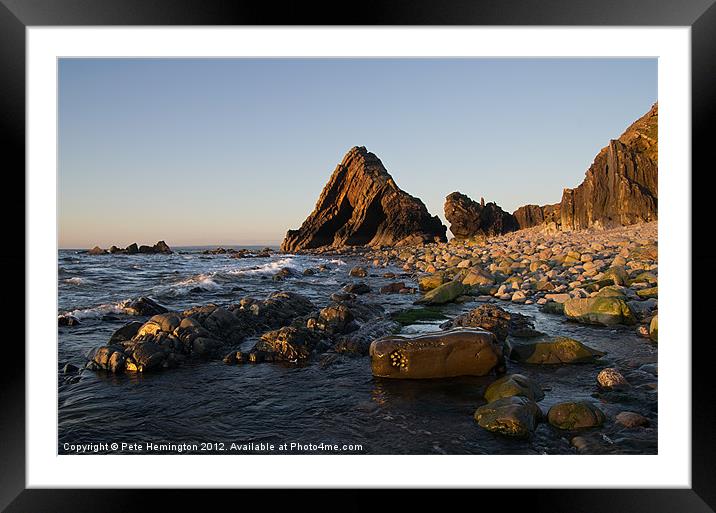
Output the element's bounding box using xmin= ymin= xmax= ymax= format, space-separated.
xmin=2 ymin=1 xmax=710 ymax=511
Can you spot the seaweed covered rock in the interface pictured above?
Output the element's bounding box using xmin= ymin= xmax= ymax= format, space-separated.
xmin=547 ymin=401 xmax=606 ymax=430
xmin=415 ymin=280 xmax=466 ymax=305
xmin=474 ymin=396 xmax=543 ymax=438
xmin=563 ymin=296 xmax=636 ymax=326
xmin=369 ymin=327 xmax=504 ymax=379
xmin=508 ymin=336 xmax=605 ymax=364
xmin=484 ymin=373 xmax=545 ymax=402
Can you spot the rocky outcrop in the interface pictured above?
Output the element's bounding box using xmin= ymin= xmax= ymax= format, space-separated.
xmin=444 ymin=192 xmax=518 ymax=239
xmin=281 ymin=146 xmax=446 ymax=252
xmin=560 ymin=103 xmax=657 ymax=230
xmin=513 ymin=103 xmax=657 ymax=231
xmin=89 ymin=241 xmax=173 ymax=255
xmin=513 ymin=203 xmax=561 ymax=229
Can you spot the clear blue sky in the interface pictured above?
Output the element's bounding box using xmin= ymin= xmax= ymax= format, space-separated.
xmin=58 ymin=58 xmax=657 ymax=248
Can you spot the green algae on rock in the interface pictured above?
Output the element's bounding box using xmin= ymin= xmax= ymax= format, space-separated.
xmin=415 ymin=279 xmax=467 ymax=305
xmin=563 ymin=296 xmax=636 ymax=326
xmin=474 ymin=396 xmax=543 ymax=438
xmin=547 ymin=401 xmax=606 ymax=430
xmin=484 ymin=373 xmax=545 ymax=402
xmin=507 ymin=336 xmax=605 ymax=364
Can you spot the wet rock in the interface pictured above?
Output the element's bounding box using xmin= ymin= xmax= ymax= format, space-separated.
xmin=281 ymin=146 xmax=446 ymax=251
xmin=649 ymin=315 xmax=658 ymax=342
xmin=474 ymin=396 xmax=542 ymax=438
xmin=636 ymin=286 xmax=658 ymax=299
xmin=547 ymin=401 xmax=605 ymax=430
xmin=508 ymin=336 xmax=605 ymax=364
xmin=344 ymin=282 xmax=371 ymax=295
xmin=62 ymin=363 xmax=79 ymax=374
xmin=330 ymin=292 xmax=357 ymax=302
xmin=349 ymin=266 xmax=368 ymax=277
xmin=108 ymin=321 xmax=144 ymax=344
xmin=597 ymin=368 xmax=629 ymax=389
xmin=88 ymin=246 xmax=107 ymax=255
xmin=484 ymin=373 xmax=544 ymax=402
xmin=615 ymin=411 xmax=650 ymax=428
xmin=440 ymin=304 xmax=541 ymax=343
xmin=58 ymin=314 xmax=80 ymax=327
xmin=380 ymin=282 xmax=406 ymax=294
xmin=302 ymin=268 xmax=316 ymax=276
xmin=123 ymin=297 xmax=168 ymax=316
xmin=415 ymin=280 xmax=466 ymax=305
xmin=370 ymin=327 xmax=504 ymax=379
xmin=317 ymin=304 xmax=355 ymax=334
xmin=253 ymin=326 xmax=322 ymax=361
xmin=191 ymin=337 xmax=224 ymax=358
xmin=334 ymin=319 xmax=402 ymax=355
xmin=540 ymin=301 xmax=565 ymax=315
xmin=273 ymin=267 xmax=298 ymax=281
xmin=563 ymin=296 xmax=636 ymax=326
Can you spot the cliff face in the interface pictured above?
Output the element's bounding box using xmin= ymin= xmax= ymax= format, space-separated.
xmin=560 ymin=103 xmax=658 ymax=230
xmin=444 ymin=192 xmax=519 ymax=239
xmin=513 ymin=203 xmax=561 ymax=230
xmin=280 ymin=147 xmax=446 ymax=252
xmin=514 ymin=102 xmax=657 ymax=231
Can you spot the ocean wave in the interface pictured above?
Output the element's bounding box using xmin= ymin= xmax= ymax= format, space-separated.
xmin=62 ymin=301 xmax=129 ymax=320
xmin=228 ymin=257 xmax=302 ymax=275
xmin=63 ymin=277 xmax=87 ymax=286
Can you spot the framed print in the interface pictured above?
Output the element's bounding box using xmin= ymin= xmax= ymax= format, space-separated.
xmin=2 ymin=0 xmax=712 ymax=510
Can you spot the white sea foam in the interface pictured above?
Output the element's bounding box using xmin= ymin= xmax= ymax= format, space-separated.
xmin=63 ymin=277 xmax=86 ymax=285
xmin=64 ymin=301 xmax=128 ymax=320
xmin=229 ymin=257 xmax=301 ymax=275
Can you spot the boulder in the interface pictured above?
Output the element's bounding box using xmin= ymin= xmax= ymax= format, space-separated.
xmin=547 ymin=401 xmax=606 ymax=430
xmin=88 ymin=246 xmax=106 ymax=255
xmin=484 ymin=373 xmax=545 ymax=402
xmin=123 ymin=297 xmax=168 ymax=316
xmin=508 ymin=336 xmax=605 ymax=364
xmin=474 ymin=396 xmax=543 ymax=438
xmin=418 ymin=272 xmax=448 ymax=292
xmin=415 ymin=280 xmax=466 ymax=305
xmin=58 ymin=314 xmax=80 ymax=327
xmin=444 ymin=192 xmax=518 ymax=239
xmin=344 ymin=282 xmax=371 ymax=295
xmin=596 ymin=368 xmax=629 ymax=389
xmin=649 ymin=315 xmax=658 ymax=342
xmin=108 ymin=321 xmax=144 ymax=344
xmin=563 ymin=296 xmax=636 ymax=325
xmin=615 ymin=411 xmax=650 ymax=428
xmin=369 ymin=327 xmax=504 ymax=379
xmin=349 ymin=266 xmax=368 ymax=277
xmin=440 ymin=304 xmax=542 ymax=343
xmin=153 ymin=240 xmax=172 ymax=254
xmin=253 ymin=326 xmax=321 ymax=361
xmin=280 ymin=146 xmax=446 ymax=251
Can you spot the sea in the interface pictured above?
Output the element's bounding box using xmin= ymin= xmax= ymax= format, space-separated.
xmin=58 ymin=246 xmax=657 ymax=455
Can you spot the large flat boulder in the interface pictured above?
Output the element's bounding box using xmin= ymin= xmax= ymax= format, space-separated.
xmin=369 ymin=327 xmax=504 ymax=379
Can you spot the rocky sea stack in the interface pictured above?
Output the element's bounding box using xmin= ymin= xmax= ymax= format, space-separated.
xmin=444 ymin=192 xmax=518 ymax=239
xmin=513 ymin=102 xmax=658 ymax=231
xmin=281 ymin=146 xmax=446 ymax=252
